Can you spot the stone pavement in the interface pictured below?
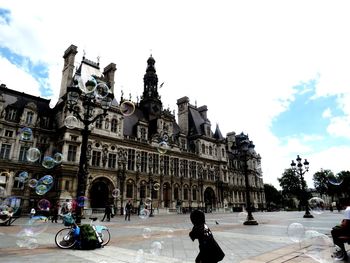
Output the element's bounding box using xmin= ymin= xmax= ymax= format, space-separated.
xmin=0 ymin=210 xmax=347 ymax=262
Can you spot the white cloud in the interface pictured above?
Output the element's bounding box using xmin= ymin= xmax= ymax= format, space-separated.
xmin=327 ymin=116 xmax=350 ymax=139
xmin=322 ymin=108 xmax=332 ymax=118
xmin=0 ymin=55 xmax=41 ymax=96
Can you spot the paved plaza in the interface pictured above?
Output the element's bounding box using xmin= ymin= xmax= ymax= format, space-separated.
xmin=0 ymin=210 xmax=347 ymax=263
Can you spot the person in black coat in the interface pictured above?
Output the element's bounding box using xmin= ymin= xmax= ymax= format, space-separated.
xmin=102 ymin=204 xmax=112 ymax=222
xmin=125 ymin=200 xmax=133 ymax=221
xmin=189 ymin=210 xmax=225 ymax=263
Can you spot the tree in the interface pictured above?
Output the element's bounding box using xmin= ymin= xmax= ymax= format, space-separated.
xmin=264 ymin=184 xmax=282 ymax=210
xmin=278 ymin=168 xmax=302 ymax=198
xmin=313 ymin=169 xmax=334 ymax=199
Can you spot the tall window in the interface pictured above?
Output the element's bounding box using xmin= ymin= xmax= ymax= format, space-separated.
xmin=163 ymin=156 xmax=169 ymax=176
xmin=140 ymin=183 xmax=146 ymax=199
xmin=5 ymin=130 xmax=13 ymax=137
xmin=201 ymin=144 xmax=205 ymax=154
xmin=184 ymin=188 xmax=188 ymax=200
xmin=126 ymin=182 xmax=133 ymax=198
xmin=174 ymin=186 xmax=179 ymax=200
xmin=111 ymin=119 xmax=117 ymax=132
xmin=174 ymin=158 xmax=179 ymax=177
xmin=152 ymin=154 xmax=159 ymax=174
xmin=26 ymin=111 xmax=34 ymax=124
xmin=5 ymin=108 xmax=17 ymax=121
xmin=108 ymin=153 xmax=117 ymax=168
xmin=209 ymin=146 xmax=213 ymax=155
xmin=40 ymin=116 xmax=50 ymax=128
xmin=141 ymin=151 xmax=147 ymax=173
xmin=67 ymin=145 xmax=77 ymax=162
xmin=19 ymin=146 xmax=29 ymax=162
xmin=192 ymin=187 xmax=197 ymax=201
xmin=95 ymin=116 xmax=103 ymax=129
xmin=127 ymin=149 xmax=135 ymax=171
xmin=0 ymin=144 xmax=11 ymax=159
xmin=183 ymin=160 xmax=188 ymax=178
xmin=91 ymin=151 xmax=101 ymax=166
xmin=190 ymin=161 xmax=196 ymax=178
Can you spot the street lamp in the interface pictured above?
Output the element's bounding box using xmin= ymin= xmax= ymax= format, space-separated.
xmin=66 ymin=77 xmax=114 ymax=224
xmin=117 ymin=150 xmax=127 ymax=215
xmin=290 ymin=155 xmax=313 ymax=218
xmin=233 ymin=133 xmax=258 ymax=225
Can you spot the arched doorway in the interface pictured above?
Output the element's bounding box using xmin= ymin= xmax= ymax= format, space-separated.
xmin=90 ymin=181 xmax=109 ymax=208
xmin=163 ymin=182 xmax=171 ymax=208
xmin=204 ymin=187 xmax=216 ymax=213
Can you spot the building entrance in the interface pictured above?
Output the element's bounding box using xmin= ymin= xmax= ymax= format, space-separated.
xmin=204 ymin=187 xmax=216 ymax=213
xmin=89 ymin=181 xmax=109 ymax=208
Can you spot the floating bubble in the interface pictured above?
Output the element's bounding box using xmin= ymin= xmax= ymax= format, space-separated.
xmin=19 ymin=216 xmax=48 ymax=237
xmin=112 ymin=188 xmax=120 ymax=198
xmin=18 ymin=171 xmax=29 ymax=183
xmin=42 ymin=156 xmax=56 ymax=169
xmin=77 ymin=196 xmax=87 ymax=207
xmin=95 ymin=82 xmax=109 ymax=99
xmin=237 ymin=211 xmax=248 ymax=223
xmin=20 ymin=127 xmax=33 ymax=141
xmin=153 ymin=183 xmax=160 ymax=191
xmin=2 ymin=196 xmax=21 ymax=214
xmin=150 ymin=241 xmax=162 ymax=256
xmin=26 ymin=148 xmax=41 ymax=162
xmin=64 ymin=115 xmax=79 ymax=129
xmin=37 ymin=199 xmax=51 ymax=211
xmin=142 ymin=227 xmax=152 ymax=238
xmin=35 ymin=184 xmax=48 ymax=195
xmin=39 ymin=175 xmax=54 ymax=185
xmin=78 ymin=75 xmax=97 ymax=93
xmin=144 ymin=197 xmax=152 ymax=207
xmin=120 ymin=101 xmax=135 ymax=116
xmin=309 ymin=197 xmax=325 ymax=215
xmin=157 ymin=141 xmax=169 ymax=154
xmin=16 ymin=236 xmax=38 ymax=249
xmin=53 ymin=152 xmax=64 ymax=164
xmin=328 ymin=178 xmax=343 ymax=186
xmin=139 ymin=209 xmax=150 ymax=220
xmin=162 ymin=134 xmax=169 ymax=142
xmin=28 ymin=179 xmax=38 ymax=188
xmin=302 ymin=231 xmax=334 ymax=262
xmin=287 ymin=222 xmax=305 ymax=243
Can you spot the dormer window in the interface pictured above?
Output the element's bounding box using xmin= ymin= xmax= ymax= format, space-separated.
xmin=26 ymin=112 xmax=34 ymax=124
xmin=5 ymin=108 xmax=17 ymax=121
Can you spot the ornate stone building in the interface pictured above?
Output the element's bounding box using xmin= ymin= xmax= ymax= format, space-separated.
xmin=0 ymin=44 xmax=266 ymax=213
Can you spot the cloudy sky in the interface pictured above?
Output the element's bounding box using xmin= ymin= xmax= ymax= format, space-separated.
xmin=1 ymin=0 xmax=349 ymax=189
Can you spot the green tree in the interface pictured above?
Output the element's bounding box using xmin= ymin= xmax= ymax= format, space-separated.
xmin=278 ymin=168 xmax=302 ymax=198
xmin=337 ymin=170 xmax=350 ymax=200
xmin=313 ymin=169 xmax=334 ymax=199
xmin=264 ymin=184 xmax=282 ymax=210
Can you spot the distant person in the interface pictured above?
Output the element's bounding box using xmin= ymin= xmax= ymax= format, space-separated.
xmin=30 ymin=207 xmax=36 ymax=218
xmin=125 ymin=200 xmax=133 ymax=221
xmin=102 ymin=203 xmax=112 ymax=222
xmin=331 ymin=206 xmax=350 ymax=260
xmin=189 ymin=210 xmax=225 ymax=263
xmin=51 ymin=204 xmax=59 ymax=223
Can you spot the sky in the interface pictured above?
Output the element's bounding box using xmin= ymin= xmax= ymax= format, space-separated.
xmin=1 ymin=0 xmax=350 ymax=190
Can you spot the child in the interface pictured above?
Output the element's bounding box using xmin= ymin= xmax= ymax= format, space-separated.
xmin=189 ymin=210 xmax=225 ymax=263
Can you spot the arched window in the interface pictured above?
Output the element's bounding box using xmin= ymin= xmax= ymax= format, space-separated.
xmin=95 ymin=116 xmax=103 ymax=129
xmin=192 ymin=187 xmax=197 ymax=201
xmin=126 ymin=181 xmax=133 ymax=198
xmin=221 ymin=148 xmax=225 ymax=157
xmin=209 ymin=146 xmax=213 ymax=155
xmin=26 ymin=112 xmax=34 ymax=124
xmin=201 ymin=144 xmax=205 ymax=154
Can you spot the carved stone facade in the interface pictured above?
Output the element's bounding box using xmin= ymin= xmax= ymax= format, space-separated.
xmin=0 ymin=45 xmax=266 ymax=213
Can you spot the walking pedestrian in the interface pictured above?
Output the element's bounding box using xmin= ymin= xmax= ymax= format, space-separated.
xmin=102 ymin=203 xmax=112 ymax=222
xmin=51 ymin=204 xmax=59 ymax=223
xmin=125 ymin=200 xmax=133 ymax=221
xmin=189 ymin=210 xmax=225 ymax=263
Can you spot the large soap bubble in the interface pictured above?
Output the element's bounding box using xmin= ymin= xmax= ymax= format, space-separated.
xmin=287 ymin=222 xmax=305 ymax=243
xmin=42 ymin=156 xmax=56 ymax=169
xmin=19 ymin=127 xmax=33 ymax=141
xmin=26 ymin=148 xmax=41 ymax=162
xmin=64 ymin=115 xmax=78 ymax=129
xmin=309 ymin=197 xmax=325 ymax=215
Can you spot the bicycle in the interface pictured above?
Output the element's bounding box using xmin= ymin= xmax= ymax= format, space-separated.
xmin=55 ymin=214 xmax=111 ymax=249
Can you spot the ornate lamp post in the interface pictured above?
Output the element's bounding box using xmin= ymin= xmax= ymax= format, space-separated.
xmin=233 ymin=134 xmax=258 ymax=225
xmin=290 ymin=155 xmax=313 ymax=218
xmin=66 ymin=78 xmax=114 ymax=224
xmin=117 ymin=150 xmax=127 ymax=215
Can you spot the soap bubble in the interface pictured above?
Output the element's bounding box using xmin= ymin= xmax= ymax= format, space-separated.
xmin=77 ymin=196 xmax=87 ymax=207
xmin=120 ymin=101 xmax=135 ymax=116
xmin=28 ymin=179 xmax=38 ymax=188
xmin=112 ymin=188 xmax=120 ymax=198
xmin=153 ymin=183 xmax=160 ymax=191
xmin=157 ymin=141 xmax=169 ymax=154
xmin=150 ymin=241 xmax=162 ymax=256
xmin=35 ymin=184 xmax=48 ymax=195
xmin=95 ymin=82 xmax=109 ymax=99
xmin=39 ymin=175 xmax=54 ymax=185
xmin=64 ymin=115 xmax=78 ymax=129
xmin=287 ymin=222 xmax=305 ymax=243
xmin=26 ymin=148 xmax=41 ymax=162
xmin=309 ymin=197 xmax=325 ymax=215
xmin=139 ymin=209 xmax=150 ymax=220
xmin=42 ymin=156 xmax=56 ymax=169
xmin=37 ymin=199 xmax=51 ymax=211
xmin=328 ymin=177 xmax=343 ymax=186
xmin=144 ymin=197 xmax=152 ymax=207
xmin=135 ymin=249 xmax=145 ymax=263
xmin=142 ymin=227 xmax=152 ymax=238
xmin=18 ymin=171 xmax=29 ymax=182
xmin=53 ymin=152 xmax=64 ymax=164
xmin=237 ymin=211 xmax=248 ymax=223
xmin=20 ymin=127 xmax=33 ymax=141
